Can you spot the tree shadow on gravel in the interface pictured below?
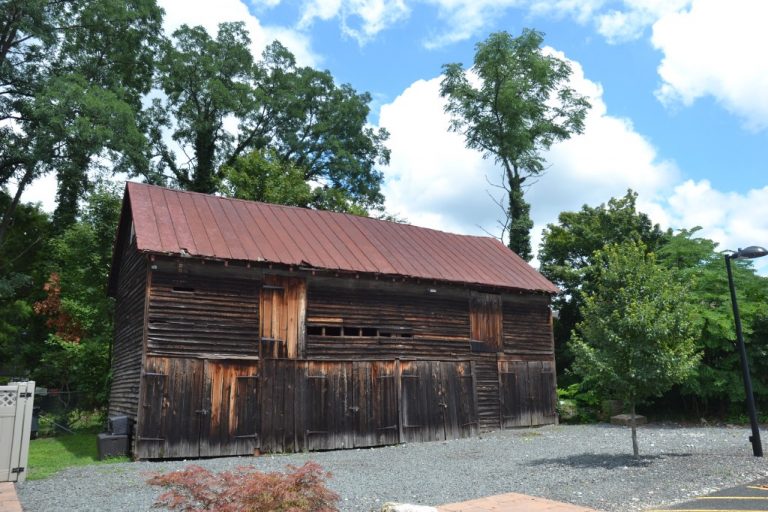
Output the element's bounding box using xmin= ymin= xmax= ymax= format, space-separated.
xmin=525 ymin=452 xmax=692 ymax=469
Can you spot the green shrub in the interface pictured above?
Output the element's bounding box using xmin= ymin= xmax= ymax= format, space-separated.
xmin=557 ymin=383 xmax=600 ymax=423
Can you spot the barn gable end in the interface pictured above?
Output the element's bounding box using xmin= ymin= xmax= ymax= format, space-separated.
xmin=108 ymin=183 xmax=559 ymax=459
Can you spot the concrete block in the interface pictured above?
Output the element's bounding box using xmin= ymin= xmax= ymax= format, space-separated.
xmin=610 ymin=414 xmax=647 ymax=426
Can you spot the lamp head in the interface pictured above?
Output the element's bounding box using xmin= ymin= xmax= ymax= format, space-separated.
xmin=733 ymin=246 xmax=768 ymax=260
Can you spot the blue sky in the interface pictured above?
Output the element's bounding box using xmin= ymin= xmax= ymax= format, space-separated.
xmin=20 ymin=0 xmax=768 ymax=269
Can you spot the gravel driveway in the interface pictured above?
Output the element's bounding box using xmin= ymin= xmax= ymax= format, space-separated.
xmin=17 ymin=424 xmax=768 ymax=512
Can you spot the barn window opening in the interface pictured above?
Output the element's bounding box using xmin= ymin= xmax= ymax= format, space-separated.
xmin=307 ymin=325 xmax=324 ymax=336
xmin=306 ymin=325 xmax=412 ymax=338
xmin=324 ymin=326 xmax=342 ymax=336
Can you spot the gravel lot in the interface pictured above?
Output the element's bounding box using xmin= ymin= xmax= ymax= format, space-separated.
xmin=17 ymin=424 xmax=768 ymax=512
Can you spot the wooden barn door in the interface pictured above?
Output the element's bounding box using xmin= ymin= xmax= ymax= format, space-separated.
xmin=400 ymin=361 xmax=478 ymax=443
xmin=199 ymin=361 xmax=260 ymax=457
xmin=470 ymin=292 xmax=502 ymax=351
xmin=260 ymin=276 xmax=306 ymax=359
xmin=137 ymin=357 xmax=259 ymax=459
xmin=499 ymin=359 xmax=556 ymax=428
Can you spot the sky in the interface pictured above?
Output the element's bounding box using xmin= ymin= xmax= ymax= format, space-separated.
xmin=19 ymin=0 xmax=768 ymax=270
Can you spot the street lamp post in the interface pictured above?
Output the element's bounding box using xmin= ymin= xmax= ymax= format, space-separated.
xmin=724 ymin=245 xmax=767 ymax=457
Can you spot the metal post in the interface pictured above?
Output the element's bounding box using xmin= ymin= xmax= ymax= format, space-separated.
xmin=725 ymin=254 xmax=763 ymax=457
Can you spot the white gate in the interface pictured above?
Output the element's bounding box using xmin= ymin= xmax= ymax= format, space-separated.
xmin=0 ymin=381 xmax=35 ymax=483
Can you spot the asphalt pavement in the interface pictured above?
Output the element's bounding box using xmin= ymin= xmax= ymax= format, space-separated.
xmin=646 ymin=477 xmax=768 ymax=512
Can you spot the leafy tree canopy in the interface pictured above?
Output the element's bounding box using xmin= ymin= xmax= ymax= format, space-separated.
xmin=0 ymin=0 xmax=164 ymax=240
xmin=152 ymin=25 xmax=390 ymax=213
xmin=538 ymin=190 xmax=669 ymax=378
xmin=32 ymin=183 xmax=122 ymax=408
xmin=440 ymin=29 xmax=590 ymax=259
xmin=570 ymin=241 xmax=699 ymax=455
xmin=657 ymin=228 xmax=768 ymax=413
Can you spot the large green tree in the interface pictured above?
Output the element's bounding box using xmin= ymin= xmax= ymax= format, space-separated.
xmin=440 ymin=29 xmax=590 ymax=260
xmin=657 ymin=228 xmax=768 ymax=416
xmin=571 ymin=242 xmax=699 ymax=456
xmin=0 ymin=191 xmax=50 ymax=377
xmin=33 ymin=184 xmax=122 ymax=408
xmin=538 ymin=191 xmax=668 ymax=378
xmin=153 ymin=25 xmax=390 ymax=213
xmin=0 ymin=0 xmax=163 ymax=240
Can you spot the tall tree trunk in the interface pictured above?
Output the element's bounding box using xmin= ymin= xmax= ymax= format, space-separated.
xmin=192 ymin=128 xmax=218 ymax=193
xmin=0 ymin=165 xmax=34 ymax=246
xmin=506 ymin=169 xmax=533 ymax=261
xmin=53 ymin=154 xmax=90 ymax=234
xmin=630 ymin=401 xmax=639 ymax=458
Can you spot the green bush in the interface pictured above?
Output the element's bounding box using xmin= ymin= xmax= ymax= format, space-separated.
xmin=557 ymin=383 xmax=600 ymax=423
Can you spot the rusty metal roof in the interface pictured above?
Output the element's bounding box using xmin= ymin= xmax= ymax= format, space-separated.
xmin=120 ymin=182 xmax=558 ymax=293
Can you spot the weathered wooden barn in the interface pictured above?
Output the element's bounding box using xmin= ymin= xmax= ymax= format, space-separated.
xmin=108 ymin=182 xmax=559 ymax=459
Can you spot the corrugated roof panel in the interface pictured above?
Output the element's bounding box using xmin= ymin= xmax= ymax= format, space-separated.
xmin=218 ymin=197 xmax=260 ymax=259
xmin=240 ymin=201 xmax=280 ymax=263
xmin=124 ymin=182 xmax=558 ymax=293
xmin=284 ymin=207 xmax=340 ymax=269
xmin=253 ymin=202 xmax=305 ymax=265
xmin=130 ymin=184 xmax=162 ymax=252
xmin=163 ymin=189 xmax=198 ymax=255
xmin=175 ymin=189 xmax=214 ymax=257
xmin=148 ymin=186 xmax=179 ymax=254
xmin=362 ymin=217 xmax=425 ymax=279
xmin=194 ymin=194 xmax=233 ymax=260
xmin=314 ymin=212 xmax=371 ymax=272
xmin=205 ymin=194 xmax=248 ymax=261
xmin=340 ymin=214 xmax=399 ymax=274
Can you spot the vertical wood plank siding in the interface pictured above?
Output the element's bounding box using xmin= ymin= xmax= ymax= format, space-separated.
xmin=136 ymin=357 xmax=260 ymax=459
xmin=108 ymin=238 xmax=147 ymax=418
xmin=470 ymin=292 xmax=503 ymax=349
xmin=258 ymin=359 xmax=473 ymax=453
xmin=146 ymin=272 xmax=260 ymax=358
xmin=498 ymin=359 xmax=556 ymax=428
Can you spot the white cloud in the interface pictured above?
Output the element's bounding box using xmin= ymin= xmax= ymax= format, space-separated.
xmin=298 ymin=0 xmax=409 ymax=44
xmin=658 ymin=179 xmax=768 ymax=275
xmin=377 ymin=57 xmax=768 ymax=273
xmin=651 ymin=0 xmax=768 ymax=131
xmin=590 ymin=0 xmax=690 ymax=43
xmin=378 ymin=51 xmax=678 ymax=257
xmin=160 ymin=0 xmax=318 ymax=66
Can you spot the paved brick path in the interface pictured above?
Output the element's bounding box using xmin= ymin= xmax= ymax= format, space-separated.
xmin=0 ymin=483 xmax=21 ymax=512
xmin=437 ymin=492 xmax=598 ymax=511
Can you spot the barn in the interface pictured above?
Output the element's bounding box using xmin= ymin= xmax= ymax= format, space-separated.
xmin=107 ymin=182 xmax=559 ymax=459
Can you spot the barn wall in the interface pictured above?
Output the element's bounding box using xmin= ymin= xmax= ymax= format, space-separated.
xmin=108 ymin=236 xmax=147 ymax=419
xmin=124 ymin=260 xmax=557 ymax=458
xmin=502 ymin=295 xmax=554 ymax=357
xmin=145 ymin=268 xmax=261 ymax=359
xmin=305 ymin=278 xmax=472 ymax=360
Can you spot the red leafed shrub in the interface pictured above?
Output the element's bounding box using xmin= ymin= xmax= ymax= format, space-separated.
xmin=147 ymin=461 xmax=340 ymax=512
xmin=33 ymin=272 xmax=84 ymax=342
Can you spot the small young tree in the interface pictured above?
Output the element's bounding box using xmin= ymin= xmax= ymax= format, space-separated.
xmin=570 ymin=242 xmax=699 ymax=457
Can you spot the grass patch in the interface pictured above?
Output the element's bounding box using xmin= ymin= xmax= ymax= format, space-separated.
xmin=27 ymin=430 xmax=129 ymax=480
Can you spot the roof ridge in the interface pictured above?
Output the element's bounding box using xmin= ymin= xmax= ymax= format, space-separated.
xmin=126 ymin=181 xmax=502 ymax=243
